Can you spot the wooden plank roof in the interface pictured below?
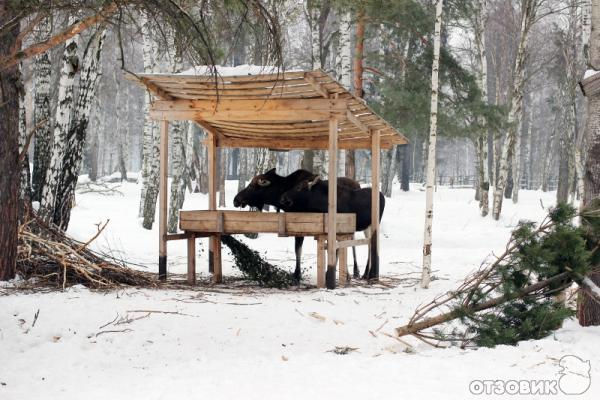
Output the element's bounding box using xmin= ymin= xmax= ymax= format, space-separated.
xmin=127 ymin=69 xmax=408 ymax=150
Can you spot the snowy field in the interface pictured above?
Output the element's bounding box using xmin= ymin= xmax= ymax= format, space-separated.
xmin=1 ymin=180 xmax=599 ymax=399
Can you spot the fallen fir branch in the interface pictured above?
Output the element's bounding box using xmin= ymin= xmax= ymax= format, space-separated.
xmin=396 ymin=272 xmax=571 ymax=337
xmin=396 ymin=203 xmax=600 ymax=347
xmin=221 ymin=234 xmax=294 ymax=288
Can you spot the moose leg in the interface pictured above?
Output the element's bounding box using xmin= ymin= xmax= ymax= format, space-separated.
xmin=293 ymin=236 xmax=304 ymax=283
xmin=352 ymin=245 xmax=359 ymax=278
xmin=361 ymin=228 xmax=372 ymax=280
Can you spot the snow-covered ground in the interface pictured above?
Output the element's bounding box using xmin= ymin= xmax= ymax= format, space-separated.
xmin=2 ymin=180 xmax=599 ymax=399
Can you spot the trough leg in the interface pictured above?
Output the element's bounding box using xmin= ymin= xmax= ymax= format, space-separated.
xmin=158 ymin=119 xmax=169 ymax=281
xmin=339 ymin=235 xmax=348 ymax=286
xmin=212 ymin=234 xmax=222 ymax=283
xmin=316 ymin=236 xmax=326 ymax=288
xmin=187 ymin=235 xmax=196 ymax=285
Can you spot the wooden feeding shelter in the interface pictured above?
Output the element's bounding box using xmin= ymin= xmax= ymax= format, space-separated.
xmin=129 ymin=68 xmax=407 ymax=289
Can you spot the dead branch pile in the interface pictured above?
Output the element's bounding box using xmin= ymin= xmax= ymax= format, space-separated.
xmin=17 ymin=214 xmax=157 ymax=289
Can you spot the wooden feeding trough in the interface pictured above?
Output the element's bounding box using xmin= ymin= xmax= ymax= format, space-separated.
xmin=128 ymin=68 xmax=408 ymax=289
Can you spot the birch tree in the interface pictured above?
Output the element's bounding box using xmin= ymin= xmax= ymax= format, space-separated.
xmin=18 ymin=70 xmax=31 ymax=208
xmin=31 ymin=17 xmax=52 ymax=202
xmin=54 ymin=26 xmax=107 ymax=229
xmin=338 ymin=10 xmax=352 ymax=89
xmin=492 ymin=0 xmax=539 ymax=220
xmin=140 ymin=16 xmax=161 ymax=230
xmin=138 ymin=13 xmax=158 ymax=218
xmin=167 ymin=40 xmax=188 ymax=234
xmin=39 ymin=16 xmax=80 ymax=224
xmin=474 ymin=0 xmax=490 ymax=216
xmin=421 ymin=0 xmax=444 ymax=289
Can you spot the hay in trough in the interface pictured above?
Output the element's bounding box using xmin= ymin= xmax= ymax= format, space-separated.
xmin=16 ymin=214 xmax=157 ymax=290
xmin=221 ymin=234 xmax=294 ymax=288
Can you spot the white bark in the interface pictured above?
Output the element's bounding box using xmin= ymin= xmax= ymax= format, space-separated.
xmin=474 ymin=0 xmax=490 ymax=216
xmin=139 ymin=13 xmax=158 ymax=217
xmin=338 ymin=11 xmax=352 ymax=89
xmin=168 ymin=40 xmax=187 ymax=234
xmin=55 ymin=27 xmax=107 ymax=229
xmin=18 ymin=70 xmax=30 ymax=203
xmin=140 ymin=15 xmax=161 ymax=229
xmin=492 ymin=1 xmax=536 ymax=220
xmin=512 ymin=122 xmax=521 ymax=203
xmin=39 ymin=16 xmax=80 ymax=223
xmin=308 ymin=3 xmax=321 ymax=69
xmin=421 ymin=0 xmax=444 ymax=289
xmin=31 ymin=17 xmax=52 ymax=201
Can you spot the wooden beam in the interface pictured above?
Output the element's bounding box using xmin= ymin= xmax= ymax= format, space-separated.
xmin=317 ymin=236 xmax=326 ymax=288
xmin=326 ymin=115 xmax=339 ymax=290
xmin=304 ymin=72 xmax=330 ymax=98
xmin=369 ymin=129 xmax=381 ymax=281
xmin=346 ymin=110 xmax=370 ymax=133
xmin=207 ymin=131 xmax=219 ymax=279
xmin=335 ymin=238 xmax=371 ymax=248
xmin=149 ymin=98 xmax=348 ymax=121
xmin=187 ymin=235 xmax=196 ymax=285
xmin=215 ymin=137 xmax=393 ymax=150
xmin=158 ymin=119 xmax=169 ymax=280
xmin=339 ymin=234 xmax=349 ymax=286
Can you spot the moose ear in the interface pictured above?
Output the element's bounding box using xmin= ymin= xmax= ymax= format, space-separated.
xmin=265 ymin=167 xmax=276 ymax=175
xmin=307 ymin=175 xmax=320 ymax=190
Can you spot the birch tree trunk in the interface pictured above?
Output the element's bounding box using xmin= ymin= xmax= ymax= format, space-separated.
xmin=39 ymin=16 xmax=80 ymax=224
xmin=18 ymin=76 xmax=31 ymax=208
xmin=578 ymin=0 xmax=600 ymax=327
xmin=338 ymin=10 xmax=352 ymax=174
xmin=339 ymin=11 xmax=352 ymax=89
xmin=31 ymin=17 xmax=52 ymax=202
xmin=141 ymin=18 xmax=161 ymax=230
xmin=512 ymin=121 xmax=522 ymax=203
xmin=421 ymin=0 xmax=444 ymax=289
xmin=346 ymin=10 xmax=366 ymax=181
xmin=492 ymin=1 xmax=536 ymax=220
xmin=54 ymin=27 xmax=107 ymax=229
xmin=139 ymin=13 xmax=158 ymax=217
xmin=167 ymin=41 xmax=188 ymax=234
xmin=474 ymin=0 xmax=490 ymax=216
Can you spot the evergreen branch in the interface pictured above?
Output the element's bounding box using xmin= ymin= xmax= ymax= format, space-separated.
xmin=396 ymin=272 xmax=570 ymax=337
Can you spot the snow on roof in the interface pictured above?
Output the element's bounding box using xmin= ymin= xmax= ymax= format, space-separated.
xmin=178 ymin=64 xmax=298 ymax=77
xmin=583 ymin=69 xmax=599 ymax=80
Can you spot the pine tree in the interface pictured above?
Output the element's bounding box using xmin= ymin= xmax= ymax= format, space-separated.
xmin=0 ymin=0 xmax=20 ymax=280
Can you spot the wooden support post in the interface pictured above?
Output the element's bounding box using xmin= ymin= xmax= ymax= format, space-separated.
xmin=187 ymin=234 xmax=196 ymax=285
xmin=339 ymin=234 xmax=348 ymax=286
xmin=326 ymin=115 xmax=339 ymax=289
xmin=369 ymin=129 xmax=381 ymax=280
xmin=317 ymin=236 xmax=326 ymax=288
xmin=158 ymin=119 xmax=169 ymax=280
xmin=207 ymin=131 xmax=222 ymax=282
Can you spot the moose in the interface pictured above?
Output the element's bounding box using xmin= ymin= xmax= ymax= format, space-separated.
xmin=279 ymin=174 xmax=385 ymax=280
xmin=233 ymin=168 xmax=361 ymax=282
